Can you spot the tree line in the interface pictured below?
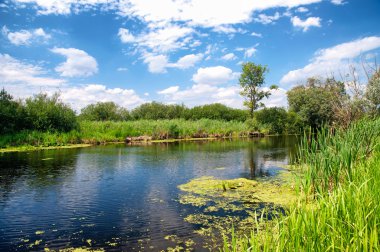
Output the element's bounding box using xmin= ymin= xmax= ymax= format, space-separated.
xmin=1 ymin=62 xmax=379 ymax=136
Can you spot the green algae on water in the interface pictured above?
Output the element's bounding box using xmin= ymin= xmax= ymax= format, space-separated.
xmin=177 ymin=172 xmax=297 ymax=249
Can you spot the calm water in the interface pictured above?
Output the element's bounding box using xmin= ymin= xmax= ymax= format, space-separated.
xmin=0 ymin=136 xmax=298 ymax=251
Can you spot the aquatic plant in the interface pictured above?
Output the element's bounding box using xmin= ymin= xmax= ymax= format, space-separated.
xmin=223 ymin=118 xmax=380 ymax=251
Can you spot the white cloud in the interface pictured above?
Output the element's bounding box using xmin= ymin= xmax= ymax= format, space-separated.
xmin=51 ymin=47 xmax=98 ymax=77
xmin=116 ymin=0 xmax=322 ymax=27
xmin=221 ymin=53 xmax=237 ymax=61
xmin=157 ymin=85 xmax=179 ymax=95
xmin=296 ymin=7 xmax=309 ymax=12
xmin=142 ymin=53 xmax=169 ymax=73
xmin=291 ymin=16 xmax=321 ymax=32
xmin=142 ymin=53 xmax=202 ymax=73
xmin=280 ymin=36 xmax=380 ymax=84
xmin=244 ymin=47 xmax=257 ymax=58
xmin=168 ymin=53 xmax=203 ymax=69
xmin=331 ymin=0 xmax=346 ymax=5
xmin=192 ymin=66 xmax=236 ymax=85
xmin=11 ymin=0 xmax=112 ymax=15
xmin=119 ymin=25 xmax=194 ymax=53
xmin=213 ymin=25 xmax=246 ymax=34
xmin=2 ymin=26 xmax=51 ymax=45
xmin=118 ymin=28 xmax=135 ymax=43
xmin=157 ymin=81 xmax=287 ymax=108
xmin=14 ymin=0 xmax=323 ymax=27
xmin=60 ymin=84 xmax=145 ymax=111
xmin=0 ymin=53 xmax=64 ymax=86
xmin=251 ymin=32 xmax=262 ymax=38
xmin=117 ymin=67 xmax=128 ymax=71
xmin=254 ymin=12 xmax=281 ymax=24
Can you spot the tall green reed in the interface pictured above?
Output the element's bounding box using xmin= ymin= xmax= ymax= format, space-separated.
xmin=223 ymin=118 xmax=380 ymax=251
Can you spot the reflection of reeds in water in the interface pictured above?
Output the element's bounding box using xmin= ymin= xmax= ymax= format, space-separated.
xmin=223 ymin=118 xmax=380 ymax=251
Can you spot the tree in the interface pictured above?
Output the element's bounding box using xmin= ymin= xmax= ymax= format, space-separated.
xmin=366 ymin=69 xmax=380 ymax=114
xmin=239 ymin=62 xmax=277 ymax=118
xmin=79 ymin=102 xmax=130 ymax=121
xmin=0 ymin=88 xmax=25 ymax=134
xmin=287 ymin=78 xmax=346 ymax=130
xmin=24 ymin=93 xmax=78 ymax=132
xmin=254 ymin=107 xmax=289 ymax=134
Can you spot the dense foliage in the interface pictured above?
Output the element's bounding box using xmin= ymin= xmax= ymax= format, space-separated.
xmin=0 ymin=90 xmax=78 ymax=134
xmin=24 ymin=93 xmax=78 ymax=132
xmin=0 ymin=88 xmax=24 ymax=133
xmin=130 ymin=102 xmax=187 ymax=120
xmin=79 ymin=101 xmax=130 ymax=121
xmin=366 ymin=69 xmax=380 ymax=114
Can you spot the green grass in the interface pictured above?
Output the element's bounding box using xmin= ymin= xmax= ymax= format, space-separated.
xmin=0 ymin=119 xmax=250 ymax=149
xmin=223 ymin=118 xmax=380 ymax=251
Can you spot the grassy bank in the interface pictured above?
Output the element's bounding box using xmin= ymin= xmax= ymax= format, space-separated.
xmin=223 ymin=118 xmax=380 ymax=251
xmin=0 ymin=119 xmax=250 ymax=151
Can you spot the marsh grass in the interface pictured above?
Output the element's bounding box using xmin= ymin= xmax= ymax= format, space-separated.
xmin=0 ymin=119 xmax=250 ymax=149
xmin=223 ymin=118 xmax=380 ymax=251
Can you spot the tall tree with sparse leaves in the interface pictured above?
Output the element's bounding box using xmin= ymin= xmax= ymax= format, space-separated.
xmin=239 ymin=62 xmax=277 ymax=118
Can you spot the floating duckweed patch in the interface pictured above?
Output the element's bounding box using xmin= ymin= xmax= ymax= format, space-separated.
xmin=35 ymin=230 xmax=45 ymax=235
xmin=163 ymin=235 xmax=195 ymax=251
xmin=59 ymin=248 xmax=105 ymax=252
xmin=177 ymin=172 xmax=297 ymax=249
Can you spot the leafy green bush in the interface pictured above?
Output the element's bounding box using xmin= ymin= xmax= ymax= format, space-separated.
xmin=79 ymin=101 xmax=130 ymax=121
xmin=24 ymin=93 xmax=78 ymax=132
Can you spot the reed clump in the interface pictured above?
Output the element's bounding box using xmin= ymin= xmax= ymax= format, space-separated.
xmin=223 ymin=118 xmax=380 ymax=251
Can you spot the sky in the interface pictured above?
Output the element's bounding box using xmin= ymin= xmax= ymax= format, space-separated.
xmin=1 ymin=0 xmax=380 ymax=112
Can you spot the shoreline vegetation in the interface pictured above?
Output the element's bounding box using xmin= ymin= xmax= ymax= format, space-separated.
xmin=223 ymin=118 xmax=380 ymax=251
xmin=0 ymin=119 xmax=274 ymax=153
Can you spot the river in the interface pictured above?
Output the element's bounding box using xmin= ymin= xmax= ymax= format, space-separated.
xmin=0 ymin=136 xmax=298 ymax=251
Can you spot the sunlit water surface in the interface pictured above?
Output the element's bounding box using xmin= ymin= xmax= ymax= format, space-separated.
xmin=0 ymin=137 xmax=298 ymax=251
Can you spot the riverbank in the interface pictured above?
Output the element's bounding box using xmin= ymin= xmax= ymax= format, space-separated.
xmin=223 ymin=118 xmax=380 ymax=251
xmin=0 ymin=119 xmax=255 ymax=152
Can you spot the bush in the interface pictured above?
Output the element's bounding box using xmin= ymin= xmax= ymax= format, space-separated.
xmin=24 ymin=93 xmax=78 ymax=132
xmin=0 ymin=88 xmax=26 ymax=134
xmin=79 ymin=101 xmax=130 ymax=121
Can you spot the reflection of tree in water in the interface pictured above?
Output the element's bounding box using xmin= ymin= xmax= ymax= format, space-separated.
xmin=0 ymin=149 xmax=79 ymax=203
xmin=245 ymin=136 xmax=299 ymax=179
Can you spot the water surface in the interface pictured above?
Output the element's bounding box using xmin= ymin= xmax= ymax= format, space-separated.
xmin=0 ymin=136 xmax=298 ymax=251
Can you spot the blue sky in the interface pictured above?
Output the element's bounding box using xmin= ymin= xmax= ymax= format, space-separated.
xmin=1 ymin=0 xmax=380 ymax=111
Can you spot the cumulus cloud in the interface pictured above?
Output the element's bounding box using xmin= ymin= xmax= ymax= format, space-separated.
xmin=157 ymin=74 xmax=287 ymax=108
xmin=2 ymin=26 xmax=51 ymax=45
xmin=168 ymin=53 xmax=203 ymax=69
xmin=142 ymin=53 xmax=169 ymax=73
xmin=291 ymin=16 xmax=321 ymax=32
xmin=213 ymin=25 xmax=246 ymax=34
xmin=157 ymin=86 xmax=179 ymax=95
xmin=254 ymin=12 xmax=281 ymax=24
xmin=0 ymin=53 xmax=145 ymax=111
xmin=192 ymin=66 xmax=237 ymax=85
xmin=60 ymin=84 xmax=145 ymax=111
xmin=118 ymin=28 xmax=135 ymax=43
xmin=142 ymin=53 xmax=202 ymax=73
xmin=119 ymin=25 xmax=194 ymax=53
xmin=251 ymin=32 xmax=262 ymax=38
xmin=280 ymin=36 xmax=380 ymax=84
xmin=331 ymin=0 xmax=346 ymax=5
xmin=13 ymin=0 xmax=323 ymax=26
xmin=0 ymin=53 xmax=64 ymax=86
xmin=221 ymin=53 xmax=237 ymax=61
xmin=51 ymin=47 xmax=98 ymax=77
xmin=244 ymin=47 xmax=257 ymax=58
xmin=296 ymin=6 xmax=309 ymax=12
